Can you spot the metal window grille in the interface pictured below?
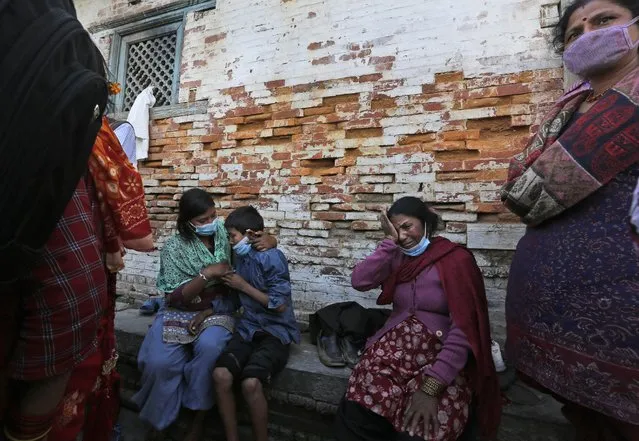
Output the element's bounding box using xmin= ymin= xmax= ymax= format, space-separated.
xmin=123 ymin=31 xmax=178 ymax=111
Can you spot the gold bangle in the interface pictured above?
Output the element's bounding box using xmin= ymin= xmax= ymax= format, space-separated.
xmin=3 ymin=426 xmax=52 ymax=441
xmin=420 ymin=376 xmax=446 ymax=397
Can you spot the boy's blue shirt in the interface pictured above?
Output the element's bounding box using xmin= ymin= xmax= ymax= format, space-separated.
xmin=233 ymin=247 xmax=300 ymax=345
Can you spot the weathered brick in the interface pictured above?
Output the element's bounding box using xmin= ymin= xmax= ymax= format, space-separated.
xmin=80 ymin=0 xmax=564 ymax=342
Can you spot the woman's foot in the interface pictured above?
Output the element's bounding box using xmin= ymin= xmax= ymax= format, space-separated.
xmin=183 ymin=410 xmax=207 ymax=441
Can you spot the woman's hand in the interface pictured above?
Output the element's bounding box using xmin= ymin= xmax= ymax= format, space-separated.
xmin=403 ymin=390 xmax=439 ymax=439
xmin=380 ymin=210 xmax=398 ymax=243
xmin=222 ymin=272 xmax=249 ymax=292
xmin=188 ymin=308 xmax=213 ymax=335
xmin=202 ymin=262 xmax=231 ymax=279
xmin=248 ymin=230 xmax=277 ymax=251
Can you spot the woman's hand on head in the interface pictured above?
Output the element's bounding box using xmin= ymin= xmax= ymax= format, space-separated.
xmin=248 ymin=230 xmax=277 ymax=251
xmin=403 ymin=390 xmax=440 ymax=440
xmin=380 ymin=210 xmax=399 ymax=243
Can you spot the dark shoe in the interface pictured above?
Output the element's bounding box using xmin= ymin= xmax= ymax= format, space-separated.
xmin=339 ymin=336 xmax=362 ymax=369
xmin=317 ymin=331 xmax=346 ymax=367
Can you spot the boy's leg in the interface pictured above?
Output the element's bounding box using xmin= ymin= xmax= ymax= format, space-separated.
xmin=240 ymin=335 xmax=290 ymax=441
xmin=240 ymin=378 xmax=268 ymax=441
xmin=213 ymin=333 xmax=253 ymax=441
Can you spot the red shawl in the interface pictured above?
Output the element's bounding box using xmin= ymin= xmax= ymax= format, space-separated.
xmin=88 ymin=117 xmax=154 ymax=272
xmin=379 ymin=237 xmax=502 ymax=439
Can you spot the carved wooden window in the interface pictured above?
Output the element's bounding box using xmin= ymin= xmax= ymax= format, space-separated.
xmin=123 ymin=31 xmax=178 ymax=110
xmin=111 ymin=22 xmax=184 ymax=112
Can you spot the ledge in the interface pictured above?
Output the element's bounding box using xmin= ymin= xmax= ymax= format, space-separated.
xmin=110 ymin=100 xmax=208 ymax=122
xmin=114 ymin=309 xmax=573 ymax=441
xmin=88 ymin=0 xmax=216 ymax=34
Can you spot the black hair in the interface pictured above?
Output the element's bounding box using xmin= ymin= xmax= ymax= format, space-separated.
xmin=387 ymin=197 xmax=439 ymax=238
xmin=553 ymin=0 xmax=639 ymax=53
xmin=225 ymin=206 xmax=264 ymax=234
xmin=177 ymin=188 xmax=216 ymax=240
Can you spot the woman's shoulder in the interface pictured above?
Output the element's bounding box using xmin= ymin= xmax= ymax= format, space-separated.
xmin=162 ymin=234 xmax=191 ymax=253
xmin=432 ymin=237 xmax=476 ymax=267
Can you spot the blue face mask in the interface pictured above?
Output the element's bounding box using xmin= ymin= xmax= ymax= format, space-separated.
xmin=233 ymin=237 xmax=252 ymax=256
xmin=191 ymin=219 xmax=219 ymax=237
xmin=400 ymin=236 xmax=430 ymax=257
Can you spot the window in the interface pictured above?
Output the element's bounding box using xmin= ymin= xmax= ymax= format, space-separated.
xmin=111 ymin=22 xmax=183 ymax=112
xmin=120 ymin=24 xmax=181 ymax=111
xmin=106 ymin=0 xmax=215 ymax=113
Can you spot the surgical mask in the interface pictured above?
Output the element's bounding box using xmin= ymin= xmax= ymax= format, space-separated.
xmin=563 ymin=17 xmax=639 ymax=78
xmin=233 ymin=237 xmax=252 ymax=256
xmin=400 ymin=236 xmax=430 ymax=257
xmin=190 ymin=219 xmax=219 ymax=237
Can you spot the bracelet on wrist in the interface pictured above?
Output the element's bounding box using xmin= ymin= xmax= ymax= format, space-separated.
xmin=420 ymin=376 xmax=446 ymax=397
xmin=199 ymin=271 xmax=209 ymax=282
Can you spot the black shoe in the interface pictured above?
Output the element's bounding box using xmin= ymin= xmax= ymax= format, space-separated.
xmin=317 ymin=331 xmax=346 ymax=367
xmin=339 ymin=336 xmax=362 ymax=369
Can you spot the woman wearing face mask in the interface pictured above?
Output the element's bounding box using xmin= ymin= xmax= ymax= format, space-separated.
xmin=502 ymin=1 xmax=639 ymax=439
xmin=133 ymin=188 xmax=276 ymax=441
xmin=335 ymin=197 xmax=500 ymax=441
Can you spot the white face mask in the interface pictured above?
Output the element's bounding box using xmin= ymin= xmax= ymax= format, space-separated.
xmin=233 ymin=237 xmax=251 ymax=256
xmin=190 ymin=218 xmax=219 ymax=236
xmin=400 ymin=236 xmax=430 ymax=257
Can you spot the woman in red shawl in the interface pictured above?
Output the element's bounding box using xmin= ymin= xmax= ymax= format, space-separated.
xmin=48 ymin=118 xmax=154 ymax=441
xmin=0 ymin=116 xmax=153 ymax=441
xmin=334 ymin=197 xmax=500 ymax=441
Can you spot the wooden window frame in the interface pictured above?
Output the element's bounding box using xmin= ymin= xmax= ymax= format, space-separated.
xmin=105 ymin=0 xmax=216 ymax=112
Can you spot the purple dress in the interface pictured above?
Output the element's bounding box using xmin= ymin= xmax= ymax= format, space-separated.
xmin=506 ymin=164 xmax=639 ymax=424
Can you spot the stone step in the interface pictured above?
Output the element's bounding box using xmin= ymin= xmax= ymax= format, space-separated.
xmin=114 ymin=309 xmax=574 ymax=441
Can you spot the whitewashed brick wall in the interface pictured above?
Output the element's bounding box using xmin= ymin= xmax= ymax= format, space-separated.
xmin=78 ymin=0 xmax=564 ymax=342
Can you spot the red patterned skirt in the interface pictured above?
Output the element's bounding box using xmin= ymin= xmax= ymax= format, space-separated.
xmin=345 ymin=317 xmax=471 ymax=441
xmin=49 ymin=274 xmax=120 ymax=441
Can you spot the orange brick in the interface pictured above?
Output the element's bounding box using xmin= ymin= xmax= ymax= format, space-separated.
xmin=345 ymin=128 xmax=383 ymax=139
xmin=442 ymin=130 xmax=481 ymax=141
xmin=274 ymin=126 xmax=302 ymax=136
xmin=228 ymin=130 xmax=260 ymax=140
xmin=245 ymin=113 xmax=272 ymax=122
xmin=435 ymin=71 xmax=464 ymax=83
xmin=304 ymin=106 xmax=334 ymax=116
xmin=313 ymin=212 xmax=346 ymax=221
xmin=273 ymin=109 xmax=304 ymax=119
xmin=351 ymin=221 xmax=380 ymax=231
xmin=398 ymin=134 xmax=437 ymax=145
xmin=312 ymin=167 xmax=345 ymax=176
xmin=323 ymin=94 xmax=360 ymax=106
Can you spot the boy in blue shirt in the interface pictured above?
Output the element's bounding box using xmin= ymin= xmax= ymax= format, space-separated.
xmin=214 ymin=206 xmax=300 ymax=441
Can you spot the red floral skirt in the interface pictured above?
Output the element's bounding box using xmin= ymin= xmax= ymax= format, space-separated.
xmin=345 ymin=317 xmax=471 ymax=441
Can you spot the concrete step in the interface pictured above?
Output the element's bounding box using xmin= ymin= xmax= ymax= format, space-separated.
xmin=114 ymin=309 xmax=574 ymax=441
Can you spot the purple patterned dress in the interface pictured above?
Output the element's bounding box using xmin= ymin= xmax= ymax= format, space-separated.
xmin=506 ymin=163 xmax=639 ymax=425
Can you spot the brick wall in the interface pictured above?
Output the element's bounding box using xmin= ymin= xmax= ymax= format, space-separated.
xmin=79 ymin=0 xmax=565 ymax=342
xmin=75 ymin=0 xmax=177 ymax=27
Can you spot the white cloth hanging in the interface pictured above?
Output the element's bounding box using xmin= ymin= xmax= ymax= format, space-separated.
xmin=126 ymin=86 xmax=156 ymax=161
xmin=113 ymin=121 xmax=137 ymax=165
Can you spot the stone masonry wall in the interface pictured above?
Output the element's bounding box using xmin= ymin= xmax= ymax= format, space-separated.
xmin=78 ymin=0 xmax=566 ymax=342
